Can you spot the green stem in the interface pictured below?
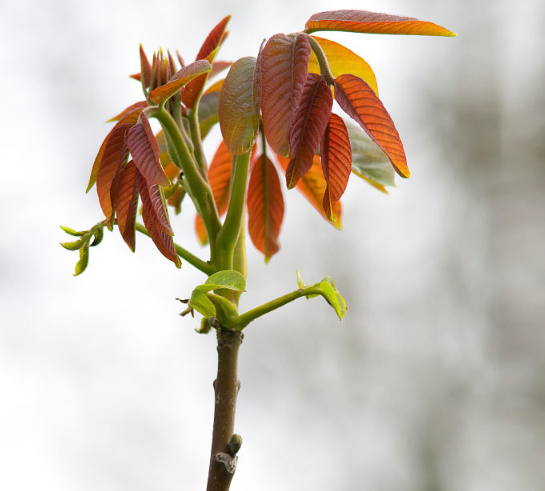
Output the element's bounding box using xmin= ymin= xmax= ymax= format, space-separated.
xmin=230 ymin=286 xmax=323 ymax=329
xmin=149 ymin=106 xmax=222 ymax=263
xmin=188 ymin=104 xmax=208 ymax=176
xmin=216 ymin=152 xmax=251 ymax=270
xmin=135 ymin=222 xmax=214 ymax=275
xmin=304 ymin=34 xmax=335 ymax=85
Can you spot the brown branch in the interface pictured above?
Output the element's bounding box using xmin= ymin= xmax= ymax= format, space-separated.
xmin=206 ymin=328 xmax=243 ymax=491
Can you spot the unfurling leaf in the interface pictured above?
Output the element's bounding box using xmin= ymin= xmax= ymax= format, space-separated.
xmin=182 ymin=16 xmax=231 ymax=109
xmin=344 ymin=118 xmax=395 ymax=190
xmin=334 ymin=74 xmax=409 ymax=178
xmin=286 ymin=73 xmax=333 ymax=189
xmin=139 ymin=45 xmax=152 ymax=88
xmin=74 ymin=244 xmax=89 ymax=276
xmin=126 ymin=113 xmax=169 ymax=186
xmin=261 ymin=33 xmax=311 ymax=157
xmin=296 ymin=269 xmax=306 ymax=289
xmin=189 ymin=290 xmax=216 ymax=318
xmin=113 ymin=161 xmax=139 ymax=251
xmin=308 ymin=36 xmax=378 ymax=95
xmin=317 ymin=276 xmax=347 ymax=320
xmin=321 ymin=114 xmax=352 ymax=220
xmin=90 ymin=226 xmax=104 ymax=247
xmin=305 ymin=10 xmax=456 ymax=37
xmin=247 ymin=154 xmax=285 ymax=262
xmin=219 ymin=57 xmax=260 ymax=155
xmin=195 ymin=270 xmax=246 ymax=293
xmin=195 ymin=141 xmax=233 ymax=245
xmin=60 ymin=226 xmax=85 ymax=237
xmin=60 ymin=238 xmax=86 ymax=251
xmin=277 ymin=153 xmax=342 ymax=228
xmin=149 ymin=59 xmax=212 ymax=105
xmin=136 ymin=171 xmax=180 ymax=267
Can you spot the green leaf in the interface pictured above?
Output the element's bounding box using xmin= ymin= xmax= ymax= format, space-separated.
xmin=318 ymin=276 xmax=347 ymax=320
xmin=296 ymin=269 xmax=306 ymax=289
xmin=90 ymin=226 xmax=104 ymax=247
xmin=195 ymin=270 xmax=246 ymax=293
xmin=344 ymin=118 xmax=396 ymax=188
xmin=60 ymin=238 xmax=86 ymax=251
xmin=189 ymin=290 xmax=217 ymax=317
xmin=60 ymin=226 xmax=85 ymax=237
xmin=74 ymin=245 xmax=89 ymax=276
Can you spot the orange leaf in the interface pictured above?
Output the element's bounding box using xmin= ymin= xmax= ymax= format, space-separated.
xmin=219 ymin=57 xmax=260 ymax=155
xmin=305 ymin=10 xmax=456 ymax=37
xmin=286 ymin=73 xmax=332 ymax=189
xmin=87 ymin=107 xmax=144 ymax=194
xmin=277 ymin=153 xmax=342 ymax=229
xmin=247 ymin=154 xmax=285 ymax=262
xmin=210 ymin=60 xmax=232 ymax=79
xmin=308 ymin=36 xmax=378 ymax=95
xmin=149 ymin=59 xmax=212 ymax=105
xmin=113 ymin=160 xmax=139 ymax=251
xmin=126 ymin=113 xmax=170 ymax=186
xmin=196 ymin=16 xmax=231 ymax=60
xmin=106 ymin=101 xmax=149 ymax=123
xmin=322 ymin=114 xmax=352 ymax=220
xmin=261 ymin=33 xmax=311 ymax=157
xmin=194 ymin=140 xmax=233 ymax=245
xmin=334 ymin=74 xmax=409 ymax=178
xmin=182 ymin=17 xmax=231 ymax=109
xmin=136 ymin=170 xmax=180 ymax=267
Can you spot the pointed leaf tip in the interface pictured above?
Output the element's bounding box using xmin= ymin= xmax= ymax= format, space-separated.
xmin=306 ymin=10 xmax=456 ymax=37
xmin=334 ymin=74 xmax=409 ymax=178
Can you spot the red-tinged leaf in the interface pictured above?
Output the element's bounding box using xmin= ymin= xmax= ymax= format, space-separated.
xmin=210 ymin=60 xmax=232 ymax=79
xmin=139 ymin=44 xmax=152 ymax=87
xmin=261 ymin=33 xmax=311 ymax=157
xmin=305 ymin=10 xmax=456 ymax=37
xmin=87 ymin=107 xmax=144 ymax=193
xmin=136 ymin=171 xmax=180 ymax=267
xmin=344 ymin=118 xmax=395 ymax=190
xmin=149 ymin=59 xmax=212 ymax=105
xmin=126 ymin=113 xmax=170 ymax=186
xmin=194 ymin=140 xmax=233 ymax=244
xmin=130 ymin=73 xmax=141 ymax=82
xmin=219 ymin=57 xmax=260 ymax=155
xmin=196 ymin=16 xmax=231 ymax=61
xmin=113 ymin=160 xmax=139 ymax=251
xmin=321 ymin=114 xmax=352 ymax=220
xmin=167 ymin=186 xmax=185 ymax=215
xmin=334 ymin=74 xmax=409 ymax=178
xmin=308 ymin=36 xmax=378 ymax=95
xmin=96 ymin=123 xmax=131 ymax=221
xmin=247 ymin=154 xmax=285 ymax=262
xmin=277 ymin=153 xmax=342 ymax=228
xmin=181 ymin=17 xmax=230 ymax=109
xmin=106 ymin=101 xmax=149 ymax=122
xmin=286 ymin=73 xmax=333 ymax=189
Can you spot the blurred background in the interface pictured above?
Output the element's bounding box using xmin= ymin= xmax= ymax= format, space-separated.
xmin=1 ymin=0 xmax=544 ymax=489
